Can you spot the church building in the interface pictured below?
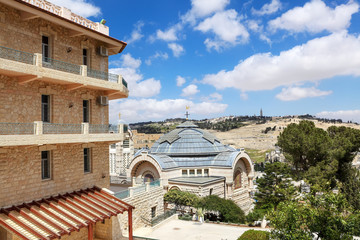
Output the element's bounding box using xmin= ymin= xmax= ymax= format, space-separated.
xmin=128 ymin=121 xmax=255 ymax=213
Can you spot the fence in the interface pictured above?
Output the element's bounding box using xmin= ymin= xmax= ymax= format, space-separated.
xmin=151 ymin=209 xmax=176 ymax=227
xmin=114 ymin=179 xmax=162 ymax=199
xmin=88 ymin=68 xmax=119 ymax=82
xmin=0 ymin=123 xmax=35 ymax=135
xmin=43 ymin=57 xmax=81 ymax=74
xmin=43 ymin=123 xmax=82 ymax=134
xmin=89 ymin=124 xmax=110 ymax=134
xmin=0 ymin=46 xmax=35 ymax=65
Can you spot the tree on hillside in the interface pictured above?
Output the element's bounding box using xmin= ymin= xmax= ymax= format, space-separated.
xmin=277 ymin=120 xmax=331 ymax=175
xmin=255 ymin=162 xmax=297 ymax=211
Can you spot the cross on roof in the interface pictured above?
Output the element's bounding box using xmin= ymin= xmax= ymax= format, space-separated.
xmin=185 ymin=111 xmax=190 ymax=120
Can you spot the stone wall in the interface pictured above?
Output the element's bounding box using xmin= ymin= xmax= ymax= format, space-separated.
xmin=0 ymin=3 xmax=108 ymax=72
xmin=0 ymin=75 xmax=108 ymax=124
xmin=0 ymin=142 xmax=110 ymax=207
xmin=231 ymin=188 xmax=253 ymax=214
xmin=117 ymin=186 xmax=165 ymax=234
xmin=168 ymin=181 xmax=225 ymax=198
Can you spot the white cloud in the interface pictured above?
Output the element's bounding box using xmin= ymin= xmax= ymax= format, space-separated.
xmin=168 ymin=43 xmax=185 ymax=57
xmin=47 ymin=0 xmax=100 ymax=17
xmin=195 ymin=10 xmax=249 ymax=51
xmin=153 ymin=24 xmax=183 ymax=42
xmin=182 ymin=84 xmax=200 ymax=97
xmin=176 ymin=76 xmax=186 ymax=87
xmin=276 ymin=87 xmax=332 ymax=101
xmin=125 ymin=21 xmax=144 ymax=44
xmin=120 ymin=53 xmax=141 ymax=69
xmin=145 ymin=52 xmax=169 ymax=65
xmin=316 ymin=110 xmax=360 ymax=123
xmin=202 ymin=32 xmax=360 ymax=92
xmin=109 ymin=54 xmax=161 ymax=98
xmin=109 ymin=98 xmax=227 ymax=123
xmin=252 ymin=0 xmax=282 ymax=15
xmin=268 ymin=0 xmax=359 ymax=33
xmin=182 ymin=0 xmax=230 ymax=24
xmin=209 ymin=92 xmax=223 ymax=101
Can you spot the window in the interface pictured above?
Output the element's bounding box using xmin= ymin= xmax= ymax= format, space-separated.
xmin=42 ymin=36 xmax=50 ymax=62
xmin=182 ymin=170 xmax=187 ymax=176
xmin=84 ymin=148 xmax=91 ymax=173
xmin=151 ymin=206 xmax=156 ymax=218
xmin=83 ymin=100 xmax=89 ymax=123
xmin=110 ymin=144 xmax=116 ymax=149
xmin=197 ymin=169 xmax=202 ymax=176
xmin=204 ymin=169 xmax=209 ymax=177
xmin=123 ymin=139 xmax=130 ymax=148
xmin=234 ymin=170 xmax=242 ymax=189
xmin=189 ymin=169 xmax=195 ymax=176
xmin=82 ymin=48 xmax=88 ymax=66
xmin=41 ymin=95 xmax=50 ymax=122
xmin=41 ymin=151 xmax=51 ymax=180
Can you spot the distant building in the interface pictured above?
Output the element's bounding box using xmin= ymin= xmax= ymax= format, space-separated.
xmin=132 ymin=130 xmax=162 ymax=149
xmin=110 ymin=127 xmax=135 ymax=183
xmin=127 ymin=121 xmax=255 ymax=214
xmin=260 ymin=108 xmax=263 ymax=118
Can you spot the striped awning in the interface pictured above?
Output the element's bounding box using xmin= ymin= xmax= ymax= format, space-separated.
xmin=0 ymin=186 xmax=134 ymax=240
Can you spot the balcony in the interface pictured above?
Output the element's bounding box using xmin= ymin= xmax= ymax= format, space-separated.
xmin=0 ymin=46 xmax=129 ymax=99
xmin=0 ymin=122 xmax=128 ymax=147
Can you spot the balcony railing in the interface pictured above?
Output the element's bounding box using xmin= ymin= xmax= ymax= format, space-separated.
xmin=122 ymin=77 xmax=128 ymax=88
xmin=89 ymin=124 xmax=111 ymax=134
xmin=0 ymin=46 xmax=35 ymax=65
xmin=0 ymin=122 xmax=126 ymax=136
xmin=87 ymin=68 xmax=118 ymax=82
xmin=0 ymin=123 xmax=35 ymax=135
xmin=43 ymin=123 xmax=82 ymax=134
xmin=0 ymin=46 xmax=128 ymax=90
xmin=43 ymin=57 xmax=82 ymax=75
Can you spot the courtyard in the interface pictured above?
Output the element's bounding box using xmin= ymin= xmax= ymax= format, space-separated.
xmin=134 ymin=219 xmax=269 ymax=240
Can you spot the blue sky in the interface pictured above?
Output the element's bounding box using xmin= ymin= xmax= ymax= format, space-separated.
xmin=50 ymin=0 xmax=360 ymax=124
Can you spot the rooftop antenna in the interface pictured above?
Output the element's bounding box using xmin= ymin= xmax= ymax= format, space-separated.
xmin=185 ymin=106 xmax=190 ymax=120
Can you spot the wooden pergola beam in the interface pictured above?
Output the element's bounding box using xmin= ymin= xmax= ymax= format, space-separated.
xmin=66 ymin=83 xmax=84 ymax=91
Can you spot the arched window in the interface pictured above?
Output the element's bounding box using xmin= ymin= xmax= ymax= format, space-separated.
xmin=144 ymin=174 xmax=154 ymax=183
xmin=234 ymin=170 xmax=242 ymax=189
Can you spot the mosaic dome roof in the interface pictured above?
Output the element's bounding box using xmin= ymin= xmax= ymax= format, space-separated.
xmin=150 ymin=121 xmax=231 ymax=156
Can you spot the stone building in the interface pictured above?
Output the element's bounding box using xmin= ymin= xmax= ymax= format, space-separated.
xmin=109 ymin=126 xmax=134 ymax=183
xmin=0 ymin=0 xmax=134 ymax=239
xmin=132 ymin=130 xmax=162 ymax=150
xmin=128 ymin=121 xmax=255 ymax=214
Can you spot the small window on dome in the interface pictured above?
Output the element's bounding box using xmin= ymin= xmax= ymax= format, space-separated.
xmin=189 ymin=170 xmax=195 ymax=176
xmin=182 ymin=170 xmax=187 ymax=176
xmin=197 ymin=169 xmax=202 ymax=176
xmin=204 ymin=169 xmax=209 ymax=177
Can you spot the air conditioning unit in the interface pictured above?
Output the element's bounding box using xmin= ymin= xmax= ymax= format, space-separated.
xmin=98 ymin=46 xmax=108 ymax=56
xmin=98 ymin=96 xmax=108 ymax=106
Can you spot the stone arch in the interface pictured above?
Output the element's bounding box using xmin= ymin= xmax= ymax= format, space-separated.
xmin=232 ymin=153 xmax=254 ymax=176
xmin=128 ymin=154 xmax=162 ymax=182
xmin=169 ymin=186 xmax=181 ymax=191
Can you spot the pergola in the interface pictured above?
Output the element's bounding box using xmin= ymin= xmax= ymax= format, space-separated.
xmin=0 ymin=186 xmax=134 ymax=240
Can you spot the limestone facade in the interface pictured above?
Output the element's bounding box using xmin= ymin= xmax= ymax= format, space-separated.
xmin=0 ymin=1 xmax=130 ymax=239
xmin=117 ymin=186 xmax=165 ymax=234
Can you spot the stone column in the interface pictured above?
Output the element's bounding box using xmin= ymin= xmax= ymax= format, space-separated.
xmin=82 ymin=122 xmax=89 ymax=134
xmin=145 ymin=182 xmax=150 ymax=192
xmin=81 ymin=65 xmax=87 ymax=77
xmin=34 ymin=53 xmax=42 ymax=67
xmin=34 ymin=121 xmax=43 ymax=135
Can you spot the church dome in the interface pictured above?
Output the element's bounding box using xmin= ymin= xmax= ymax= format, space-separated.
xmin=150 ymin=121 xmax=230 ymax=156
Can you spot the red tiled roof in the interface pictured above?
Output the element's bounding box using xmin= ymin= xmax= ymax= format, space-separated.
xmin=0 ymin=186 xmax=134 ymax=240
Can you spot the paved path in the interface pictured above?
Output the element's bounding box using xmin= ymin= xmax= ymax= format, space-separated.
xmin=134 ymin=219 xmax=269 ymax=240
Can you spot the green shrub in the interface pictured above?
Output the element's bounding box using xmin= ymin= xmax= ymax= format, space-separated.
xmin=237 ymin=230 xmax=269 ymax=240
xmin=197 ymin=195 xmax=245 ymax=223
xmin=178 ymin=214 xmax=192 ymax=221
xmin=246 ymin=209 xmax=265 ymax=225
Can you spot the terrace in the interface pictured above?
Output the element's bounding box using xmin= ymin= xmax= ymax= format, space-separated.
xmin=0 ymin=122 xmax=129 ymax=147
xmin=0 ymin=46 xmax=128 ymax=99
